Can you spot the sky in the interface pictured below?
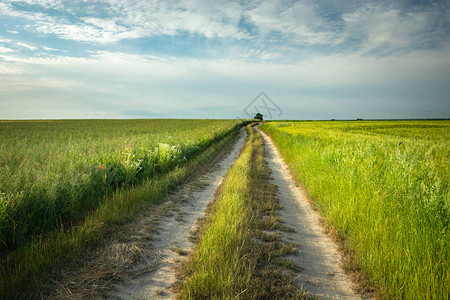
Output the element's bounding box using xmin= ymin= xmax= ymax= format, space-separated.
xmin=0 ymin=0 xmax=449 ymax=120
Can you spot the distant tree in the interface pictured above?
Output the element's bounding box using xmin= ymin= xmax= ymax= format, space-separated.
xmin=357 ymin=118 xmax=364 ymax=121
xmin=254 ymin=113 xmax=263 ymax=121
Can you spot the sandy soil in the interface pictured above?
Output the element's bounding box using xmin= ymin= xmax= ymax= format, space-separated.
xmin=111 ymin=127 xmax=247 ymax=299
xmin=255 ymin=127 xmax=362 ymax=300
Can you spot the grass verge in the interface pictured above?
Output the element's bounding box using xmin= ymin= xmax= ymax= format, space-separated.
xmin=0 ymin=124 xmax=245 ymax=300
xmin=178 ymin=125 xmax=306 ymax=299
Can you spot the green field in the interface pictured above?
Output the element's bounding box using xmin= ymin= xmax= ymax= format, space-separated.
xmin=260 ymin=120 xmax=449 ymax=299
xmin=0 ymin=119 xmax=245 ymax=297
xmin=0 ymin=119 xmax=241 ymax=252
xmin=2 ymin=119 xmax=448 ymax=299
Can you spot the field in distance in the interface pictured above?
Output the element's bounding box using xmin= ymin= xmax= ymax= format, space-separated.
xmin=0 ymin=119 xmax=242 ymax=253
xmin=260 ymin=120 xmax=449 ymax=299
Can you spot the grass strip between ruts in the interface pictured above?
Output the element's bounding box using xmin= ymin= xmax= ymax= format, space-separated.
xmin=178 ymin=124 xmax=306 ymax=299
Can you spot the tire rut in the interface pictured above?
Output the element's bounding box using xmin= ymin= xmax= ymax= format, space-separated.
xmin=111 ymin=127 xmax=247 ymax=299
xmin=255 ymin=126 xmax=363 ymax=300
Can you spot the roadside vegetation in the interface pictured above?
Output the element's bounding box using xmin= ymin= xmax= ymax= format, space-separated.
xmin=179 ymin=124 xmax=305 ymax=299
xmin=261 ymin=120 xmax=449 ymax=299
xmin=0 ymin=119 xmax=240 ymax=252
xmin=0 ymin=119 xmax=244 ymax=299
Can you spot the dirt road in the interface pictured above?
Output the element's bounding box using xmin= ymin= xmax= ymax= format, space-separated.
xmin=255 ymin=126 xmax=361 ymax=299
xmin=112 ymin=127 xmax=247 ymax=299
xmin=53 ymin=125 xmax=362 ymax=299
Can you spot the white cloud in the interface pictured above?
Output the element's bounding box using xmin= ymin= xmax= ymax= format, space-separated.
xmin=5 ymin=0 xmax=63 ymax=9
xmin=35 ymin=22 xmax=121 ymax=43
xmin=43 ymin=46 xmax=59 ymax=51
xmin=1 ymin=0 xmax=448 ymax=56
xmin=16 ymin=42 xmax=37 ymax=50
xmin=244 ymin=0 xmax=338 ymax=45
xmin=0 ymin=2 xmax=50 ymax=22
xmin=0 ymin=46 xmax=15 ymax=53
xmin=0 ymin=66 xmax=20 ymax=74
xmin=1 ymin=0 xmax=249 ymax=43
xmin=342 ymin=3 xmax=445 ymax=54
xmin=1 ymin=45 xmax=449 ymax=119
xmin=6 ymin=30 xmax=19 ymax=34
xmin=1 ymin=1 xmax=449 ymax=119
xmin=4 ymin=46 xmax=449 ymax=91
xmin=0 ymin=0 xmax=338 ymax=45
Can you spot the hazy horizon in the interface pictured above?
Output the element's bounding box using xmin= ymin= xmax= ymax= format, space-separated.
xmin=1 ymin=0 xmax=449 ymax=120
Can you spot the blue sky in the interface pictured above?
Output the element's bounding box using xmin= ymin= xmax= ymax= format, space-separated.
xmin=0 ymin=0 xmax=449 ymax=120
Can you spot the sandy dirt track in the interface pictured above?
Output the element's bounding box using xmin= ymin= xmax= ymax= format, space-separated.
xmin=52 ymin=125 xmax=364 ymax=299
xmin=255 ymin=126 xmax=362 ymax=300
xmin=111 ymin=127 xmax=247 ymax=299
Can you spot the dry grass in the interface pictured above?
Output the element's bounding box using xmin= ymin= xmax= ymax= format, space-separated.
xmin=45 ymin=201 xmax=171 ymax=299
xmin=171 ymin=245 xmax=189 ymax=256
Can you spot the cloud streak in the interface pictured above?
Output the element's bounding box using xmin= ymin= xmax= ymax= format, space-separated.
xmin=2 ymin=0 xmax=447 ymax=52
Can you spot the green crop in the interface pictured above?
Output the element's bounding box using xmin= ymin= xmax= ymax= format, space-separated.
xmin=261 ymin=120 xmax=449 ymax=299
xmin=0 ymin=119 xmax=242 ymax=253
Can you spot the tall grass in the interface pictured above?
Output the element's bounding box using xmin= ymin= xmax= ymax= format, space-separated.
xmin=181 ymin=126 xmax=257 ymax=298
xmin=0 ymin=119 xmax=241 ymax=252
xmin=0 ymin=120 xmax=245 ymax=299
xmin=180 ymin=125 xmax=304 ymax=299
xmin=261 ymin=120 xmax=449 ymax=299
